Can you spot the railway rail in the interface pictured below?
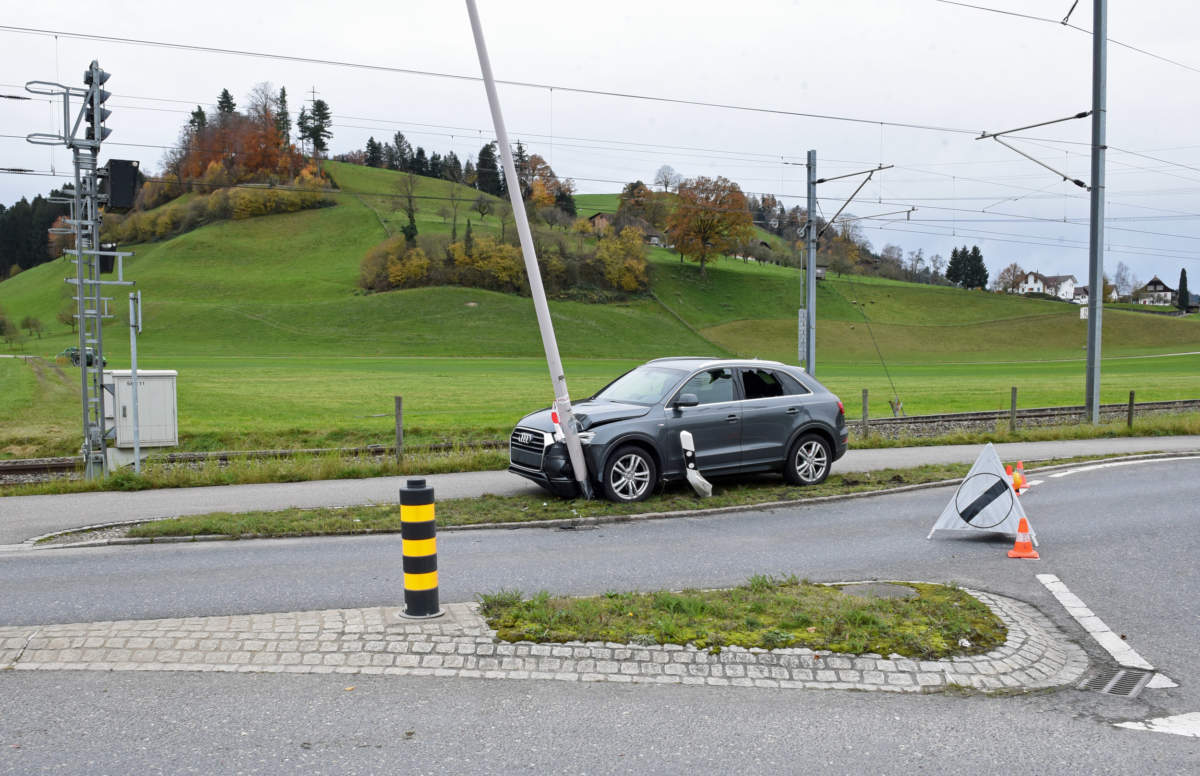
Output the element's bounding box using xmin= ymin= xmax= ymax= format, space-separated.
xmin=3 ymin=399 xmax=1197 ymax=481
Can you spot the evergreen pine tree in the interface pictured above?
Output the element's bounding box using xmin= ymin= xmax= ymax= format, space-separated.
xmin=307 ymin=99 xmax=333 ymax=154
xmin=428 ymin=152 xmax=443 ymax=179
xmin=274 ymin=87 xmax=291 ymax=145
xmin=412 ymin=148 xmax=428 ymax=176
xmin=382 ymin=143 xmax=399 ymax=170
xmin=966 ymin=245 xmax=988 ymax=289
xmin=365 ymin=137 xmax=383 ymax=167
xmin=393 ymin=132 xmax=413 ymax=171
xmin=1179 ymin=268 xmax=1190 ymax=310
xmin=216 ymin=89 xmax=236 ymax=117
xmin=945 ymin=246 xmax=963 ymax=286
xmin=475 ymin=143 xmax=502 ymax=196
xmin=444 ymin=151 xmax=463 ymax=183
xmin=188 ymin=106 xmax=207 ymax=133
xmin=464 ymin=219 xmax=474 ymax=255
xmin=464 ymin=159 xmax=477 ymax=188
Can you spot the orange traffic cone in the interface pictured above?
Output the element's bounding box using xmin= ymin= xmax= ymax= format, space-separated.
xmin=1016 ymin=461 xmax=1027 ymax=491
xmin=1007 ymin=517 xmax=1039 ymax=559
xmin=1006 ymin=464 xmax=1019 ymax=494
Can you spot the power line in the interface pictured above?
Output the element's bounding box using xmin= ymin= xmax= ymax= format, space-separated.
xmin=0 ymin=23 xmax=986 ymax=135
xmin=935 ymin=0 xmax=1200 ymax=75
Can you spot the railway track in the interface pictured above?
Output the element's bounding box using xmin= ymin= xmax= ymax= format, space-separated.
xmin=3 ymin=399 xmax=1197 ymax=481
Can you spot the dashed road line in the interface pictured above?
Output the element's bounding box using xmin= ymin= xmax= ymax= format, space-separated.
xmin=1114 ymin=712 xmax=1200 ymax=738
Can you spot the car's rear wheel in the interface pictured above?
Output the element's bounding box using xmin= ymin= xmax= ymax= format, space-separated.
xmin=784 ymin=433 xmax=831 ymax=486
xmin=602 ymin=445 xmax=657 ymax=503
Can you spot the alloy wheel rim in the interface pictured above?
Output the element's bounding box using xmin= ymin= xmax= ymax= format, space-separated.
xmin=795 ymin=440 xmax=828 ymax=483
xmin=611 ymin=453 xmax=650 ymax=499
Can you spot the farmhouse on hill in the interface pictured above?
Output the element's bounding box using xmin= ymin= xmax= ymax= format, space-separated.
xmin=1018 ymin=271 xmax=1077 ymax=301
xmin=1133 ymin=276 xmax=1175 ymax=306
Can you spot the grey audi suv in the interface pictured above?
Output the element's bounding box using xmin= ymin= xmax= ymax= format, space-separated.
xmin=508 ymin=357 xmax=848 ymax=502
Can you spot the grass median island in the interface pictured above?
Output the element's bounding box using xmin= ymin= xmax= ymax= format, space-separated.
xmin=119 ymin=463 xmax=971 ymax=540
xmin=476 ymin=576 xmax=1007 ymax=659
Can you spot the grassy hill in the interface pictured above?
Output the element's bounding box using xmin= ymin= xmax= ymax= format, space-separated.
xmin=1 ymin=167 xmax=1198 ymax=457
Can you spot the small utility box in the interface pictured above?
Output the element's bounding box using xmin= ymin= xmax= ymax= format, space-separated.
xmin=103 ymin=369 xmax=179 ymax=449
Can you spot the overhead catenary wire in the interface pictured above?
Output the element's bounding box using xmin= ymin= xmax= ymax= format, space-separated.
xmin=0 ymin=24 xmax=987 ymax=135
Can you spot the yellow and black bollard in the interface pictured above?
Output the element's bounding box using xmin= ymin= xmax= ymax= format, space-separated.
xmin=400 ymin=478 xmax=443 ymax=619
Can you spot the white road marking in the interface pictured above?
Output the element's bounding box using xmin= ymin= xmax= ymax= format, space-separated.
xmin=1048 ymin=456 xmax=1198 ymax=479
xmin=1114 ymin=712 xmax=1200 ymax=738
xmin=1024 ymin=479 xmax=1044 ymax=487
xmin=1036 ymin=573 xmax=1155 ymax=670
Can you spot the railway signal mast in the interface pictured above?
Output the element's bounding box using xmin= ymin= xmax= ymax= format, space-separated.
xmin=27 ymin=61 xmax=136 ymax=478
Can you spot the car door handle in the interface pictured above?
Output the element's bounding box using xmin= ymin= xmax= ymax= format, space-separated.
xmin=786 ymin=408 xmax=799 ymax=415
xmin=726 ymin=414 xmax=738 ymax=423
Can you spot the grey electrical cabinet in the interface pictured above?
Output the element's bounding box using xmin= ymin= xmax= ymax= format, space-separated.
xmin=103 ymin=370 xmax=178 ymax=447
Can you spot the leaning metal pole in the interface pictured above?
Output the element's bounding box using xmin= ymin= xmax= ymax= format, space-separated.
xmin=465 ymin=0 xmax=593 ymax=498
xmin=1084 ymin=0 xmax=1107 ymax=423
xmin=805 ymin=150 xmax=817 ymax=374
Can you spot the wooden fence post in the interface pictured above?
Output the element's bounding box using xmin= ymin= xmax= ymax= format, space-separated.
xmin=1128 ymin=390 xmax=1135 ymax=429
xmin=861 ymin=389 xmax=869 ymax=437
xmin=395 ymin=396 xmax=404 ymax=462
xmin=1010 ymin=386 xmax=1018 ymax=432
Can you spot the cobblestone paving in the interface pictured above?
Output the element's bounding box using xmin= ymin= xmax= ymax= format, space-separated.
xmin=0 ymin=589 xmax=1088 ymax=693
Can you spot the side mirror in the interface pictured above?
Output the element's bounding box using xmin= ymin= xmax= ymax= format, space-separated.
xmin=674 ymin=393 xmax=699 ymax=408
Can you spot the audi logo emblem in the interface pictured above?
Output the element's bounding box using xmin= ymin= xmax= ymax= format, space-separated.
xmin=516 ymin=432 xmax=533 ymax=444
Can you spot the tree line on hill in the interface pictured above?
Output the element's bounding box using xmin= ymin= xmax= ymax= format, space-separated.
xmin=0 ymin=186 xmax=74 ymax=279
xmin=337 ymin=135 xmax=579 ymax=219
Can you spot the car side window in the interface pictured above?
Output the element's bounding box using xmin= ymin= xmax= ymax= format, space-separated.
xmin=775 ymin=371 xmax=811 ymax=396
xmin=742 ymin=368 xmax=786 ymax=400
xmin=679 ymin=368 xmax=735 ymax=405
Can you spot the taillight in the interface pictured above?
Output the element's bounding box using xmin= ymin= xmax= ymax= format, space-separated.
xmin=837 ymin=400 xmax=845 ymax=415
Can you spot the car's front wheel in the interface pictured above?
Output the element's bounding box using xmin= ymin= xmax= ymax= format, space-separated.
xmin=784 ymin=433 xmax=831 ymax=486
xmin=602 ymin=445 xmax=657 ymax=502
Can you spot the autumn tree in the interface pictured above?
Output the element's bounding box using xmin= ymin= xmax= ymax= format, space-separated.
xmin=993 ymin=262 xmax=1024 ymax=293
xmin=666 ymin=176 xmax=754 ymax=277
xmin=596 ymin=227 xmax=649 ymax=292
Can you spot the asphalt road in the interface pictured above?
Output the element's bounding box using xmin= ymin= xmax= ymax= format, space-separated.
xmin=2 ymin=457 xmax=1199 ymax=773
xmin=2 ymin=435 xmax=1197 ymax=546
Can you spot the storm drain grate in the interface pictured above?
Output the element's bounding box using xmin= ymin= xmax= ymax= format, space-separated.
xmin=1078 ymin=667 xmax=1153 ymax=698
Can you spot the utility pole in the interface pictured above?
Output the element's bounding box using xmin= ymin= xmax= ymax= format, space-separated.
xmin=804 ymin=149 xmax=817 ymax=374
xmin=26 ymin=61 xmax=133 ymax=478
xmin=1085 ymin=0 xmax=1107 ymax=423
xmin=465 ymin=0 xmax=593 ymax=498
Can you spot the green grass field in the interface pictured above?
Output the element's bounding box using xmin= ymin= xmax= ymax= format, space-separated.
xmin=2 ymin=164 xmax=1198 ymax=458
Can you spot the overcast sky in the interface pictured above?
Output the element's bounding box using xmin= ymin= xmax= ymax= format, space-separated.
xmin=2 ymin=1 xmax=1198 ymax=286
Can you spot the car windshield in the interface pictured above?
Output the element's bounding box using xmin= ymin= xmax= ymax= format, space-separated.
xmin=592 ymin=366 xmax=686 ymax=405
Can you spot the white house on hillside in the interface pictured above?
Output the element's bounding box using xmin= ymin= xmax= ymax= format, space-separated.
xmin=1018 ymin=271 xmax=1077 ymax=301
xmin=1134 ymin=276 xmax=1175 ymax=305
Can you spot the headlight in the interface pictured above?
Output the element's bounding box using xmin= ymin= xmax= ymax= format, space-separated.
xmin=576 ymin=431 xmax=595 ymax=444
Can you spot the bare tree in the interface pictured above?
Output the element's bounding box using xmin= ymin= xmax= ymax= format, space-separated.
xmin=395 ymin=172 xmax=419 ymax=244
xmin=929 ymin=253 xmax=946 ymax=281
xmin=496 ymin=202 xmax=513 ymax=243
xmin=472 ymin=195 xmax=493 ymax=221
xmin=1113 ymin=261 xmax=1133 ymax=296
xmin=654 ymin=164 xmax=681 ymax=193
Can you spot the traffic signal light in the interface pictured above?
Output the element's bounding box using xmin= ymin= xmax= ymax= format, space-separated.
xmin=83 ymin=62 xmax=111 ymax=143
